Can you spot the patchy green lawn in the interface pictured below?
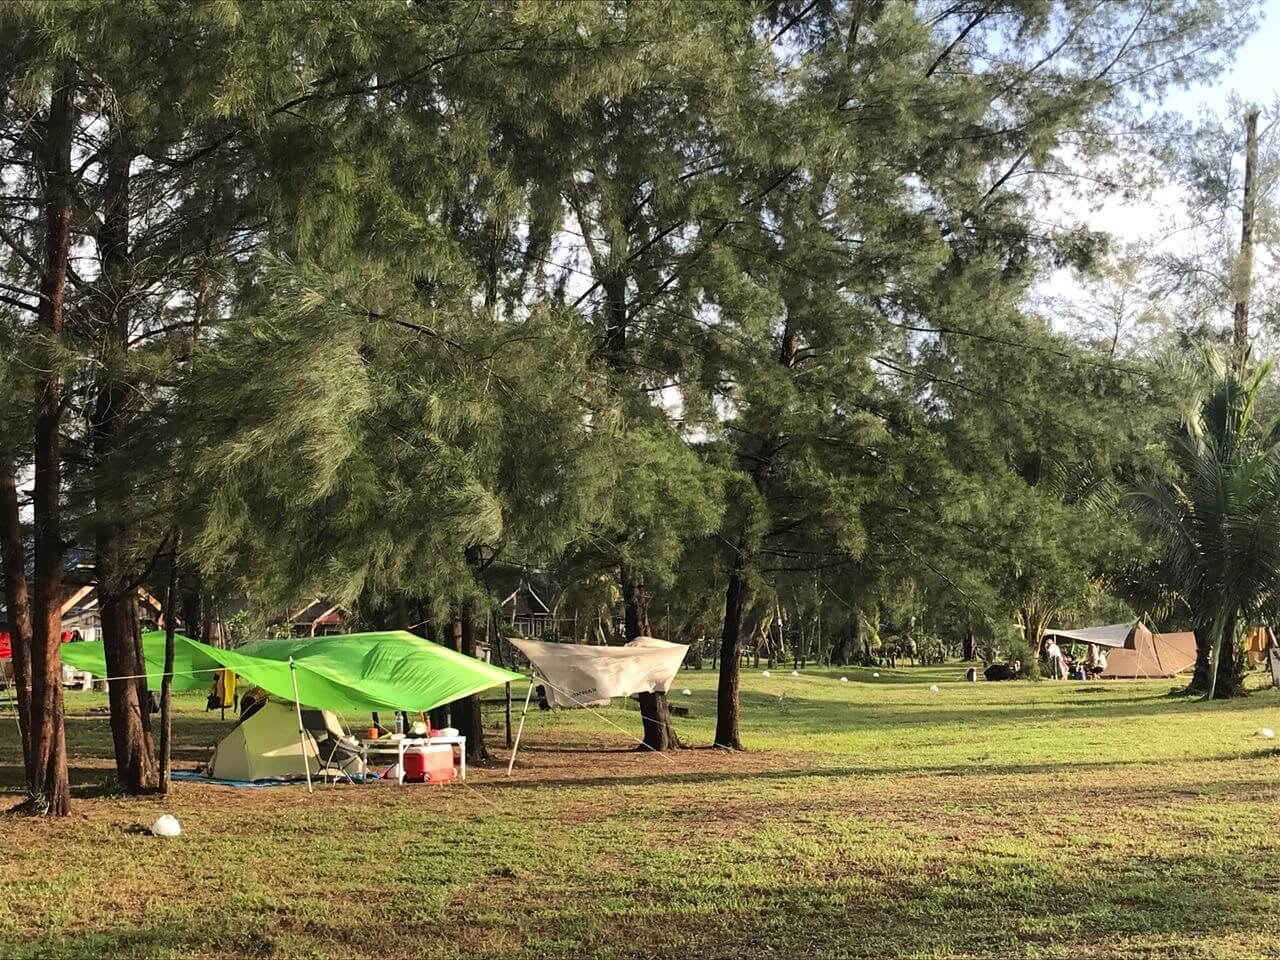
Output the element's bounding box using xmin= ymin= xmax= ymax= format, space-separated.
xmin=3 ymin=664 xmax=1280 ymax=958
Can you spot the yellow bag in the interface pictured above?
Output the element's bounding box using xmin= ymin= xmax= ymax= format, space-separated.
xmin=208 ymin=669 xmax=236 ymax=710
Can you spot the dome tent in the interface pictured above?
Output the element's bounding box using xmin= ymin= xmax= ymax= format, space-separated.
xmin=207 ymin=700 xmax=364 ymax=782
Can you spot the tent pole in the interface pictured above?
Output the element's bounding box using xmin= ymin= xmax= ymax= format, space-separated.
xmin=289 ymin=657 xmax=313 ymax=794
xmin=506 ymin=680 xmax=535 ymax=777
xmin=505 ymin=681 xmax=512 ymax=747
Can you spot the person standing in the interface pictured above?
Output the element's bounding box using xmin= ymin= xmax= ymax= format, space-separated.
xmin=1044 ymin=638 xmax=1064 ymax=679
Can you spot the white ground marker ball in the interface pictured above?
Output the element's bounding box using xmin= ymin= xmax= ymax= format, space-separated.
xmin=151 ymin=815 xmax=181 ymax=838
xmin=840 ymin=677 xmax=849 ymax=683
xmin=791 ymin=670 xmax=799 ymax=677
xmin=682 ymin=688 xmax=692 ymax=696
xmin=1259 ymin=727 xmax=1275 ymax=739
xmin=762 ymin=670 xmax=770 ymax=677
xmin=929 ymin=685 xmax=940 ymax=693
xmin=873 ymin=672 xmax=879 ymax=678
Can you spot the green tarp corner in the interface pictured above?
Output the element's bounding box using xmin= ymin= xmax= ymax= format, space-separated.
xmin=61 ymin=630 xmax=524 ymax=714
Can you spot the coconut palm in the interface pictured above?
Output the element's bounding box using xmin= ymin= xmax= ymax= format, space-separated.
xmin=1127 ymin=353 xmax=1280 ymax=700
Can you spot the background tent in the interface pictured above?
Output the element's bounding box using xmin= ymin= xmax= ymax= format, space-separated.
xmin=208 ymin=700 xmax=363 ymax=781
xmin=1101 ymin=624 xmax=1197 ymax=679
xmin=62 ymin=630 xmax=523 ymax=713
xmin=1245 ymin=626 xmax=1272 ymax=664
xmin=512 ymin=636 xmax=687 ymax=707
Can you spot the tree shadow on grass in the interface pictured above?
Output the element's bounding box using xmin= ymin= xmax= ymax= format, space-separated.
xmin=431 ymin=843 xmax=1271 ymax=959
xmin=487 ymin=751 xmax=1280 ymax=794
xmin=0 ymin=921 xmax=281 ymax=960
xmin=729 ymin=685 xmax=1280 ymax=736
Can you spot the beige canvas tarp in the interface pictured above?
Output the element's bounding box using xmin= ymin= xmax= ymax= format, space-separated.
xmin=511 ymin=636 xmax=688 ymax=708
xmin=1042 ymin=622 xmax=1135 ymax=649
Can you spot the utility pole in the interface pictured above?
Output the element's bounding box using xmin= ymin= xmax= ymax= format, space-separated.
xmin=1232 ymin=107 xmax=1261 ymax=368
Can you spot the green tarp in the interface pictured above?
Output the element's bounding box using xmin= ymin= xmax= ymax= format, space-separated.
xmin=61 ymin=630 xmax=524 ymax=714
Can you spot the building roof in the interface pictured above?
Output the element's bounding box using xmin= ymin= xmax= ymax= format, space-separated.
xmin=500 ymin=583 xmax=551 ymax=617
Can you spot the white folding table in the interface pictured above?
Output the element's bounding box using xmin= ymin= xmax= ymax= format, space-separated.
xmin=358 ymin=735 xmax=467 ymax=783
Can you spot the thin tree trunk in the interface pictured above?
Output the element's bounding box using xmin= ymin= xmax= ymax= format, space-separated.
xmin=714 ymin=556 xmax=747 ymax=750
xmin=1204 ymin=611 xmax=1228 ymax=702
xmin=434 ymin=615 xmax=461 ymax=731
xmin=623 ymin=565 xmax=680 ymax=752
xmin=28 ymin=67 xmax=75 ymax=816
xmin=457 ymin=609 xmax=488 ymax=762
xmin=181 ymin=577 xmax=203 ymax=645
xmin=1232 ymin=108 xmax=1260 ymax=367
xmin=158 ymin=551 xmax=179 ymax=794
xmin=90 ymin=129 xmax=158 ymax=793
xmin=425 ymin=615 xmax=449 ymax=730
xmin=0 ymin=457 xmax=34 ymax=787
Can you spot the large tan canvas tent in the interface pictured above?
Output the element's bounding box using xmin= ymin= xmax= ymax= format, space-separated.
xmin=1101 ymin=624 xmax=1197 ymax=679
xmin=207 ymin=700 xmax=364 ymax=781
xmin=1043 ymin=621 xmax=1197 ymax=679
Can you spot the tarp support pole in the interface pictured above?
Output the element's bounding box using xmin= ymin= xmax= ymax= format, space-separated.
xmin=289 ymin=657 xmax=313 ymax=794
xmin=505 ymin=682 xmax=512 ymax=747
xmin=506 ymin=680 xmax=535 ymax=777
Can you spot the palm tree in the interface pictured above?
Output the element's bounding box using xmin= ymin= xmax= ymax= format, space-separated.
xmin=1127 ymin=353 xmax=1280 ymax=700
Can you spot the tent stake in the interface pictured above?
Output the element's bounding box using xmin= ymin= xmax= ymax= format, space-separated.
xmin=289 ymin=657 xmax=313 ymax=794
xmin=506 ymin=680 xmax=535 ymax=777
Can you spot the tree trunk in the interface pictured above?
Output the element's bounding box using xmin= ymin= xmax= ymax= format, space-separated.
xmin=830 ymin=632 xmax=849 ymax=667
xmin=1207 ymin=613 xmax=1247 ymax=700
xmin=181 ymin=577 xmax=203 ymax=643
xmin=457 ymin=610 xmax=488 ymax=762
xmin=1018 ymin=606 xmax=1049 ymax=679
xmin=0 ymin=457 xmax=34 ymax=787
xmin=98 ymin=589 xmax=157 ymax=791
xmin=28 ymin=68 xmax=75 ymax=816
xmin=623 ymin=565 xmax=680 ymax=752
xmin=90 ymin=130 xmax=158 ymax=794
xmin=1205 ymin=612 xmax=1228 ymax=702
xmin=424 ymin=616 xmax=450 ymax=730
xmin=603 ymin=273 xmax=627 ymax=361
xmin=1186 ymin=622 xmax=1213 ymax=695
xmin=621 ymin=565 xmax=648 ymax=641
xmin=1232 ymin=108 xmax=1260 ymax=367
xmin=158 ymin=554 xmax=179 ymax=795
xmin=714 ymin=558 xmax=747 ymax=750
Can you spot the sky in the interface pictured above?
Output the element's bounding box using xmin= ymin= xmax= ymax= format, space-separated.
xmin=1174 ymin=2 xmax=1279 ymax=116
xmin=1042 ymin=1 xmax=1279 ymax=326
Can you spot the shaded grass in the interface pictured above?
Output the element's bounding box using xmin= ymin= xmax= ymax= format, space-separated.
xmin=3 ymin=666 xmax=1280 ymax=957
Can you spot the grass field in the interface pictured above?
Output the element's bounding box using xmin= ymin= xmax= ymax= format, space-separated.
xmin=4 ymin=664 xmax=1280 ymax=958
